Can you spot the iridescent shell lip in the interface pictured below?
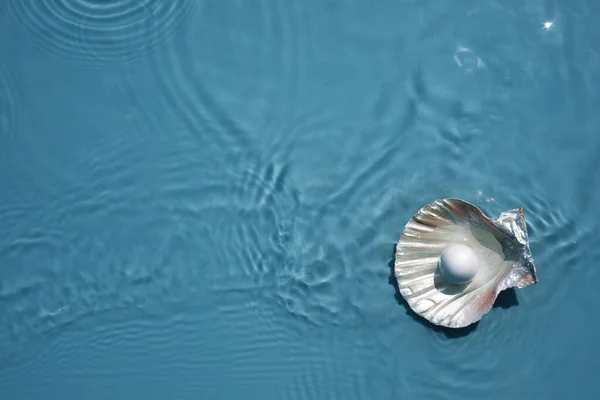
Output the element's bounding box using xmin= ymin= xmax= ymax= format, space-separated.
xmin=394 ymin=198 xmax=537 ymax=329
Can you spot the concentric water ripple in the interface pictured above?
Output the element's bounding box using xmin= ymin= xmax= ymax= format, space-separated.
xmin=0 ymin=138 xmax=216 ymax=356
xmin=144 ymin=0 xmax=327 ymax=156
xmin=139 ymin=0 xmax=315 ymax=306
xmin=6 ymin=0 xmax=195 ymax=68
xmin=0 ymin=298 xmax=363 ymax=398
xmin=0 ymin=111 xmax=300 ymax=358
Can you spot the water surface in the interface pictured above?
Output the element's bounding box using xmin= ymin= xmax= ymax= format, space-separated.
xmin=1 ymin=0 xmax=599 ymax=399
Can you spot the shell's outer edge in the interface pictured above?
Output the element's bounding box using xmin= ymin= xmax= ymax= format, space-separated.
xmin=394 ymin=198 xmax=537 ymax=329
xmin=497 ymin=207 xmax=538 ymax=291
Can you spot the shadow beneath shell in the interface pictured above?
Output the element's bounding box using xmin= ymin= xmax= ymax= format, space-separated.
xmin=493 ymin=286 xmax=519 ymax=309
xmin=388 ymin=244 xmax=519 ymax=339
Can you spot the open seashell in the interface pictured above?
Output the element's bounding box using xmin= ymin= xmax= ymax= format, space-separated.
xmin=394 ymin=198 xmax=537 ymax=328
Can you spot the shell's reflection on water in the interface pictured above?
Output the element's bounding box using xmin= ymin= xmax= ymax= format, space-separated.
xmin=0 ymin=0 xmax=599 ymax=399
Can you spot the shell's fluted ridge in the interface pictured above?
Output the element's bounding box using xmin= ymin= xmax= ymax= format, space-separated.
xmin=395 ymin=198 xmax=537 ymax=328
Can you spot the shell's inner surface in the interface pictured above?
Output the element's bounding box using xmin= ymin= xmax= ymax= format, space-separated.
xmin=394 ymin=198 xmax=537 ymax=328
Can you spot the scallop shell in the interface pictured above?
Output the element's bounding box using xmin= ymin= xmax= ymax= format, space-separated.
xmin=394 ymin=198 xmax=537 ymax=328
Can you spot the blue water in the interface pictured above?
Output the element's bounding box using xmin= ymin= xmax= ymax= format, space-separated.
xmin=1 ymin=1 xmax=599 ymax=398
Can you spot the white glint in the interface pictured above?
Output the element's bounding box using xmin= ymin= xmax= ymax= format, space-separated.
xmin=453 ymin=46 xmax=485 ymax=71
xmin=544 ymin=21 xmax=553 ymax=29
xmin=39 ymin=305 xmax=69 ymax=317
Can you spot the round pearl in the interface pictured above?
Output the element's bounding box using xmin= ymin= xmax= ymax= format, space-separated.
xmin=439 ymin=244 xmax=478 ymax=284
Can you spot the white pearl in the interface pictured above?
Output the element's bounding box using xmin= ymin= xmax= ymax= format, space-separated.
xmin=439 ymin=244 xmax=478 ymax=284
